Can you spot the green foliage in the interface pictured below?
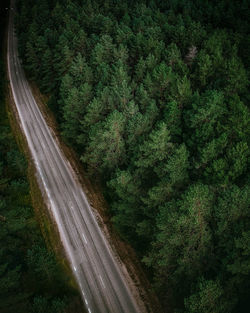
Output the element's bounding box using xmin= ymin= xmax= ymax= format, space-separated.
xmin=145 ymin=184 xmax=214 ymax=282
xmin=184 ymin=278 xmax=232 ymax=313
xmin=134 ymin=122 xmax=172 ymax=171
xmin=16 ymin=0 xmax=250 ymax=312
xmin=82 ymin=110 xmax=126 ymax=172
xmin=31 ymin=296 xmax=67 ymax=313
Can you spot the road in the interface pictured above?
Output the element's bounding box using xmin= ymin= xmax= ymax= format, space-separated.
xmin=7 ymin=3 xmax=140 ymax=313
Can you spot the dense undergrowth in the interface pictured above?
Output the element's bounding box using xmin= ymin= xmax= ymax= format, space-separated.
xmin=15 ymin=0 xmax=250 ymax=312
xmin=0 ymin=3 xmax=76 ymax=312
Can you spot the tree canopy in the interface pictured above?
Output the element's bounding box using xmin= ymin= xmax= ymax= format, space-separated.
xmin=16 ymin=0 xmax=250 ymax=311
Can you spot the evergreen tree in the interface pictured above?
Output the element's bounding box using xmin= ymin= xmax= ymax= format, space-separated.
xmin=15 ymin=0 xmax=250 ymax=311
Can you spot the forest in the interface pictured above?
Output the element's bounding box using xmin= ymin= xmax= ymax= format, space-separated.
xmin=0 ymin=3 xmax=76 ymax=313
xmin=15 ymin=0 xmax=250 ymax=312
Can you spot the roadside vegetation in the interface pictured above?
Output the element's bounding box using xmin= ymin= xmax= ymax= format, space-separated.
xmin=15 ymin=0 xmax=250 ymax=312
xmin=0 ymin=3 xmax=77 ymax=313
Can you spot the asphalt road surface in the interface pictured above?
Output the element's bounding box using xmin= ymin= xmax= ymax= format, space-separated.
xmin=7 ymin=3 xmax=140 ymax=313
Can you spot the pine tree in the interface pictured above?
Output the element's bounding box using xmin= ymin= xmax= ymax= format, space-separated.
xmin=82 ymin=110 xmax=126 ymax=172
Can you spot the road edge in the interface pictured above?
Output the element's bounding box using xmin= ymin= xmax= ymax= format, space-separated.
xmin=28 ymin=81 xmax=163 ymax=313
xmin=4 ymin=9 xmax=86 ymax=313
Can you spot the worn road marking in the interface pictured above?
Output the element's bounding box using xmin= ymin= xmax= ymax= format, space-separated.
xmin=82 ymin=233 xmax=88 ymax=244
xmin=99 ymin=275 xmax=105 ymax=288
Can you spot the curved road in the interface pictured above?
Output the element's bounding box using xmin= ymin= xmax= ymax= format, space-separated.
xmin=7 ymin=3 xmax=140 ymax=313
